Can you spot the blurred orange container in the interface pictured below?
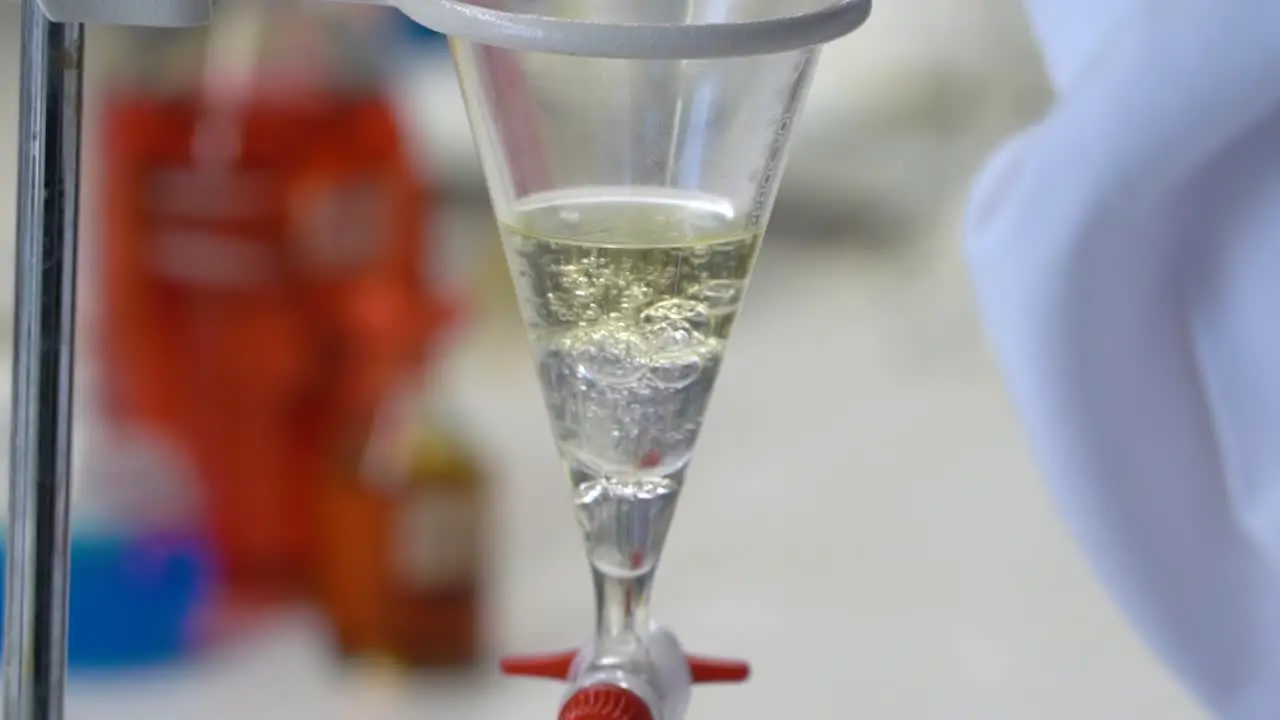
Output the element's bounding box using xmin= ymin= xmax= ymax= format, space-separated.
xmin=97 ymin=4 xmax=449 ymax=602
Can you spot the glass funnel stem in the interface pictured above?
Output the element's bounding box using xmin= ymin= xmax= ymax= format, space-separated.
xmin=569 ymin=463 xmax=683 ymax=646
xmin=593 ymin=561 xmax=655 ymax=641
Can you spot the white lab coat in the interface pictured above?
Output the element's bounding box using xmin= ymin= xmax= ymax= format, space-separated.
xmin=966 ymin=2 xmax=1280 ymax=718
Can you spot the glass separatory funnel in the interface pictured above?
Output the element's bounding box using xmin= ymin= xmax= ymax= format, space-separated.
xmin=392 ymin=1 xmax=872 ymax=717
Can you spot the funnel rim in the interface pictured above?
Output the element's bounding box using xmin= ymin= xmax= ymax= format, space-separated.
xmin=395 ymin=0 xmax=871 ymax=59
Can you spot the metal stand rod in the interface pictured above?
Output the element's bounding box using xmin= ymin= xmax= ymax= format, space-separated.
xmin=4 ymin=1 xmax=85 ymax=717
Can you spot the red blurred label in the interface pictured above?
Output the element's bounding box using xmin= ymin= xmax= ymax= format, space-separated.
xmin=97 ymin=87 xmax=451 ymax=601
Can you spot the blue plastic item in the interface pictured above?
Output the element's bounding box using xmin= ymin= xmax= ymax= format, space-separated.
xmin=0 ymin=531 xmax=214 ymax=670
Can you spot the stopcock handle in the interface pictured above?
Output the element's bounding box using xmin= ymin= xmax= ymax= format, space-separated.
xmin=500 ymin=650 xmax=751 ymax=684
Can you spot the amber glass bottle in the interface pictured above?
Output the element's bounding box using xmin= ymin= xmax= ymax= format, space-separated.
xmin=386 ymin=422 xmax=485 ymax=668
xmin=319 ymin=384 xmax=486 ymax=670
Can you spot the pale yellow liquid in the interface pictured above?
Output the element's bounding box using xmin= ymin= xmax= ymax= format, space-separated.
xmin=499 ymin=188 xmax=761 ymax=478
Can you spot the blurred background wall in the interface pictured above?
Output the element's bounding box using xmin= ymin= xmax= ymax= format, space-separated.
xmin=0 ymin=3 xmax=1206 ymax=718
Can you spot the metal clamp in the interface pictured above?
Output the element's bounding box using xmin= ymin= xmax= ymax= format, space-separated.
xmin=31 ymin=0 xmax=211 ymax=26
xmin=395 ymin=0 xmax=872 ymax=59
xmin=6 ymin=1 xmax=84 ymax=717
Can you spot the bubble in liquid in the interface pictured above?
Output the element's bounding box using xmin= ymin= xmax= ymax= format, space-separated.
xmin=688 ymin=244 xmax=713 ymax=265
xmin=648 ymin=349 xmax=703 ymax=389
xmin=643 ymin=318 xmax=701 ymax=353
xmin=641 ymin=299 xmax=711 ymax=336
xmin=569 ymin=284 xmax=603 ymax=303
xmin=568 ymin=323 xmax=647 ymax=384
xmin=619 ymin=284 xmax=655 ymax=311
xmin=546 ymin=296 xmax=580 ymax=323
xmin=689 ymin=279 xmax=743 ymax=314
xmin=558 ymin=266 xmax=594 ymax=291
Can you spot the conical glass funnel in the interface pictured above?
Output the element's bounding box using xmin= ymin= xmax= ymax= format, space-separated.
xmin=449 ymin=0 xmax=856 ymax=567
xmin=394 ymin=0 xmax=869 ymax=715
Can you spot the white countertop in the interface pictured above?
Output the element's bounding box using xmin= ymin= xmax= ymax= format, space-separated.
xmin=61 ymin=230 xmax=1203 ymax=719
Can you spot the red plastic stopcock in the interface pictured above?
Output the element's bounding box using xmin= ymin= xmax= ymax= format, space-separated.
xmin=560 ymin=685 xmax=653 ymax=720
xmin=500 ymin=651 xmax=577 ymax=680
xmin=685 ymin=654 xmax=753 ymax=684
xmin=500 ymin=650 xmax=751 ymax=684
